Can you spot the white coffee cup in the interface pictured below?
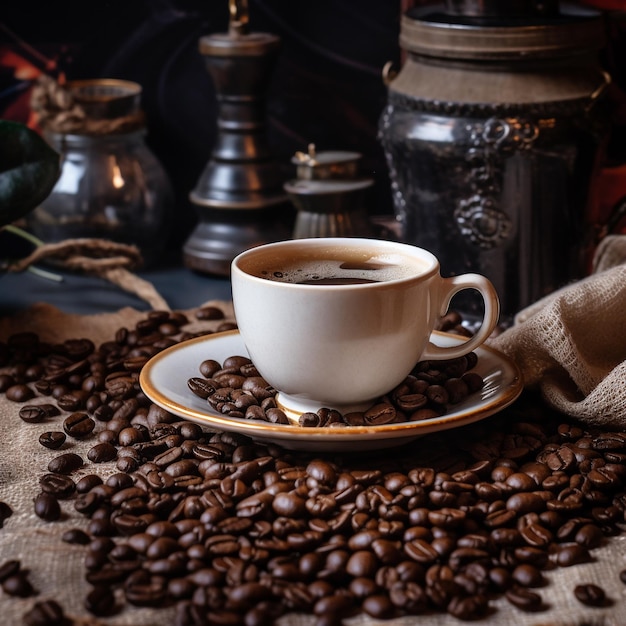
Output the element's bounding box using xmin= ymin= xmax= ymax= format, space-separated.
xmin=231 ymin=237 xmax=499 ymax=419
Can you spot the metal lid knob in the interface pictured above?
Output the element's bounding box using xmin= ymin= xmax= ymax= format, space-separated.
xmin=292 ymin=144 xmax=363 ymax=180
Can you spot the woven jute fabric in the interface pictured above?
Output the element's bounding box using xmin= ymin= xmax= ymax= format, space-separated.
xmin=1 ymin=304 xmax=624 ymax=626
xmin=490 ymin=236 xmax=626 ymax=429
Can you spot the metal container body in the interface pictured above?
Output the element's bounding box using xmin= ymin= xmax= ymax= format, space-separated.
xmin=379 ymin=5 xmax=609 ymax=321
xmin=380 ymin=98 xmax=602 ymax=318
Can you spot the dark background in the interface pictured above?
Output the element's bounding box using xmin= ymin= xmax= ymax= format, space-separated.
xmin=2 ymin=1 xmax=625 ymax=261
xmin=1 ymin=0 xmax=407 ymax=256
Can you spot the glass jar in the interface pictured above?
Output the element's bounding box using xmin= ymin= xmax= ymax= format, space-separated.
xmin=28 ymin=79 xmax=173 ymax=268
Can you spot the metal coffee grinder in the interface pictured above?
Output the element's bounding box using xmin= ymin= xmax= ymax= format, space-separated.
xmin=183 ymin=0 xmax=291 ymax=276
xmin=379 ymin=0 xmax=611 ymax=322
xmin=285 ymin=144 xmax=376 ymax=239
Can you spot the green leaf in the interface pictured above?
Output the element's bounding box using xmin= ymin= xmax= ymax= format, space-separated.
xmin=0 ymin=120 xmax=60 ymax=227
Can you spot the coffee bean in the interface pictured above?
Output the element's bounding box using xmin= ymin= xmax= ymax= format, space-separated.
xmin=19 ymin=405 xmax=48 ymax=423
xmin=75 ymin=474 xmax=103 ymax=493
xmin=62 ymin=528 xmax=91 ymax=545
xmin=573 ymin=583 xmax=607 ymax=607
xmin=196 ymin=306 xmax=225 ymax=320
xmin=23 ymin=599 xmax=66 ymax=626
xmin=447 ymin=593 xmax=488 ymax=619
xmin=512 ymin=564 xmax=543 ymax=588
xmin=47 ymin=453 xmax=83 ymax=474
xmin=63 ymin=412 xmax=96 ymax=438
xmin=0 ymin=559 xmax=21 ymax=582
xmin=545 ymin=446 xmax=576 ymax=472
xmin=85 ymin=584 xmax=117 ymax=615
xmin=188 ymin=377 xmax=217 ymax=399
xmin=87 ymin=442 xmax=118 ymax=463
xmin=2 ymin=572 xmax=34 ymax=597
xmin=57 ymin=392 xmax=87 ymax=411
xmin=505 ymin=586 xmax=543 ymax=611
xmin=39 ymin=473 xmax=76 ymax=499
xmin=0 ymin=501 xmax=13 ymax=528
xmin=6 ymin=384 xmax=35 ymax=402
xmin=38 ymin=431 xmax=67 ymax=450
xmin=34 ymin=492 xmax=61 ymax=521
xmin=0 ymin=373 xmax=16 ymax=392
xmin=551 ymin=542 xmax=591 ymax=567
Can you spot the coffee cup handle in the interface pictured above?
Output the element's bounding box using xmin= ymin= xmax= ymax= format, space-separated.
xmin=421 ymin=273 xmax=500 ymax=361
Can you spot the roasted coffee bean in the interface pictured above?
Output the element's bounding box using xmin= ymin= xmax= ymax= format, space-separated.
xmin=19 ymin=404 xmax=50 ymax=423
xmin=551 ymin=542 xmax=591 ymax=567
xmin=0 ymin=373 xmax=16 ymax=392
xmin=0 ymin=501 xmax=13 ymax=528
xmin=188 ymin=377 xmax=217 ymax=399
xmin=93 ymin=404 xmax=114 ymax=422
xmin=512 ymin=564 xmax=543 ymax=588
xmin=265 ymin=408 xmax=289 ymax=424
xmin=75 ymin=474 xmax=103 ymax=493
xmin=34 ymin=492 xmax=61 ymax=521
xmin=39 ymin=473 xmax=76 ymax=499
xmin=63 ymin=412 xmax=95 ymax=438
xmin=505 ymin=586 xmax=543 ymax=611
xmin=85 ymin=584 xmax=117 ymax=615
xmin=57 ymin=392 xmax=87 ymax=411
xmin=196 ymin=306 xmax=225 ymax=320
xmin=364 ymin=403 xmax=396 ymax=425
xmin=2 ymin=572 xmax=34 ymax=597
xmin=23 ymin=599 xmax=66 ymax=626
xmin=47 ymin=452 xmax=83 ymax=474
xmin=573 ymin=583 xmax=607 ymax=607
xmin=0 ymin=559 xmax=21 ymax=582
xmin=62 ymin=528 xmax=91 ymax=545
xmin=447 ymin=593 xmax=488 ymax=620
xmin=444 ymin=378 xmax=470 ymax=404
xmin=87 ymin=442 xmax=118 ymax=463
xmin=38 ymin=431 xmax=66 ymax=450
xmin=5 ymin=383 xmax=35 ymax=402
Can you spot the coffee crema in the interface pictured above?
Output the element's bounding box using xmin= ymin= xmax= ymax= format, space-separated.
xmin=251 ymin=252 xmax=425 ymax=285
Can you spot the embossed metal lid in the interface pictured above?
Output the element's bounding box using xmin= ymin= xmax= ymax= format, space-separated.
xmin=291 ymin=144 xmax=362 ymax=181
xmin=401 ymin=1 xmax=605 ymax=61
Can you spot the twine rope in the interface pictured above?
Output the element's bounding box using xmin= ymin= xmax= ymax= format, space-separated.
xmin=30 ymin=75 xmax=145 ymax=135
xmin=8 ymin=238 xmax=169 ymax=311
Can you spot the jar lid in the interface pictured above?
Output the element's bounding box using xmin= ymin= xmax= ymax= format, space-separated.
xmin=401 ymin=2 xmax=605 ymax=61
xmin=292 ymin=144 xmax=362 ymax=180
xmin=199 ymin=31 xmax=280 ymax=57
xmin=67 ymin=79 xmax=142 ymax=120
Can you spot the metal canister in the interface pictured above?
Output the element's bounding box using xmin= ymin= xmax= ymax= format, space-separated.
xmin=379 ymin=1 xmax=610 ymax=322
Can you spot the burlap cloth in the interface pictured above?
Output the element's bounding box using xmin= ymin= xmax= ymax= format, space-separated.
xmin=491 ymin=234 xmax=626 ymax=428
xmin=2 ymin=239 xmax=626 ymax=625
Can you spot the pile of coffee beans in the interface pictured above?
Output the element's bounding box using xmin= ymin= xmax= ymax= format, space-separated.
xmin=1 ymin=307 xmax=626 ymax=625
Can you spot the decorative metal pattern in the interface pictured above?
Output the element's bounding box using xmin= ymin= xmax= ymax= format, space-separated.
xmin=454 ymin=116 xmax=539 ymax=249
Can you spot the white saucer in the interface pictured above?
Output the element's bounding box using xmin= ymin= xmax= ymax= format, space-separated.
xmin=139 ymin=330 xmax=523 ymax=452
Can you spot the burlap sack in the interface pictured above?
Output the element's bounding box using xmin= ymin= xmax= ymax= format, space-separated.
xmin=491 ymin=235 xmax=626 ymax=428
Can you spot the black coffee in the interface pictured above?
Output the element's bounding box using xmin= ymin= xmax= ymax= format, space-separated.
xmin=297 ymin=276 xmax=379 ymax=285
xmin=252 ymin=252 xmax=424 ymax=285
